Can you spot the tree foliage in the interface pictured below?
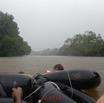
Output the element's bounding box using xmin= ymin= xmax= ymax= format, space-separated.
xmin=59 ymin=31 xmax=104 ymax=56
xmin=0 ymin=11 xmax=31 ymax=56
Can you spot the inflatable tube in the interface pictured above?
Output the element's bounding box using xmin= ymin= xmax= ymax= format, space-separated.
xmin=37 ymin=82 xmax=77 ymax=103
xmin=0 ymin=73 xmax=32 ymax=98
xmin=36 ymin=82 xmax=96 ymax=103
xmin=58 ymin=84 xmax=96 ymax=103
xmin=0 ymin=82 xmax=96 ymax=103
xmin=0 ymin=98 xmax=27 ymax=103
xmin=44 ymin=69 xmax=101 ymax=89
xmin=0 ymin=72 xmax=97 ymax=103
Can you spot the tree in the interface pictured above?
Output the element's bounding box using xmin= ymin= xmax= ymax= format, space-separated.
xmin=0 ymin=11 xmax=31 ymax=56
xmin=0 ymin=11 xmax=19 ymax=36
xmin=59 ymin=31 xmax=104 ymax=56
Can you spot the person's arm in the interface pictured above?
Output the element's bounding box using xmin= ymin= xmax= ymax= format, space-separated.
xmin=12 ymin=87 xmax=23 ymax=103
xmin=96 ymin=95 xmax=104 ymax=103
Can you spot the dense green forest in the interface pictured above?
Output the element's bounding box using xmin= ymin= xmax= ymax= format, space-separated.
xmin=0 ymin=11 xmax=31 ymax=56
xmin=59 ymin=31 xmax=104 ymax=56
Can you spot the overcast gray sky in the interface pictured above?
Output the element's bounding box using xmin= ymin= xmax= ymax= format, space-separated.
xmin=0 ymin=0 xmax=104 ymax=51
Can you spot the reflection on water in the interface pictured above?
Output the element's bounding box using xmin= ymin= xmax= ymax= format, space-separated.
xmin=83 ymin=89 xmax=100 ymax=100
xmin=0 ymin=55 xmax=104 ymax=100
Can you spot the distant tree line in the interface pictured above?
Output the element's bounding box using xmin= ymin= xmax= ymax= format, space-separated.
xmin=0 ymin=11 xmax=31 ymax=56
xmin=31 ymin=48 xmax=59 ymax=56
xmin=31 ymin=31 xmax=104 ymax=56
xmin=59 ymin=31 xmax=104 ymax=56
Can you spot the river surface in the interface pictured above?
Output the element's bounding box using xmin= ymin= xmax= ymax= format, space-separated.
xmin=0 ymin=55 xmax=104 ymax=100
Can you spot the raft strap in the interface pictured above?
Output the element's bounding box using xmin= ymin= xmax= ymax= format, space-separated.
xmin=45 ymin=81 xmax=60 ymax=90
xmin=0 ymin=83 xmax=7 ymax=97
xmin=39 ymin=82 xmax=60 ymax=103
xmin=66 ymin=70 xmax=73 ymax=98
xmin=23 ymin=85 xmax=42 ymax=100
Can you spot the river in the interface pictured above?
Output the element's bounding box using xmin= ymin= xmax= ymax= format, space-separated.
xmin=0 ymin=55 xmax=104 ymax=100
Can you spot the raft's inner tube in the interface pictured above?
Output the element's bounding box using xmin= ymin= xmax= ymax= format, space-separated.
xmin=36 ymin=82 xmax=96 ymax=103
xmin=37 ymin=82 xmax=77 ymax=103
xmin=57 ymin=83 xmax=96 ymax=103
xmin=0 ymin=73 xmax=32 ymax=98
xmin=0 ymin=70 xmax=98 ymax=103
xmin=44 ymin=69 xmax=101 ymax=89
xmin=0 ymin=98 xmax=27 ymax=103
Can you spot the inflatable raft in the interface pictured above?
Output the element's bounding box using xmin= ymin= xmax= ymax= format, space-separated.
xmin=0 ymin=69 xmax=101 ymax=103
xmin=44 ymin=69 xmax=101 ymax=89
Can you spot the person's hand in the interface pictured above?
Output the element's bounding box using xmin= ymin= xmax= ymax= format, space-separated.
xmin=12 ymin=87 xmax=23 ymax=103
xmin=97 ymin=95 xmax=104 ymax=103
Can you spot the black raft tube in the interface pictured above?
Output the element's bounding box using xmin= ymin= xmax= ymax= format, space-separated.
xmin=44 ymin=69 xmax=101 ymax=90
xmin=37 ymin=82 xmax=77 ymax=103
xmin=59 ymin=84 xmax=96 ymax=103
